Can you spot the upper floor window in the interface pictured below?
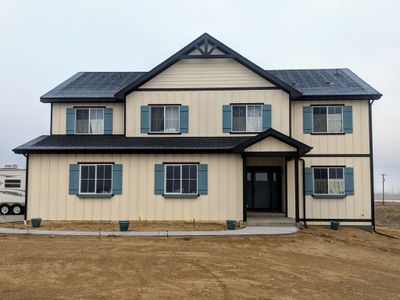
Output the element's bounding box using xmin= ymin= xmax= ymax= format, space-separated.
xmin=75 ymin=108 xmax=104 ymax=134
xmin=79 ymin=164 xmax=112 ymax=194
xmin=150 ymin=106 xmax=180 ymax=133
xmin=312 ymin=106 xmax=343 ymax=133
xmin=165 ymin=164 xmax=198 ymax=195
xmin=232 ymin=105 xmax=262 ymax=132
xmin=4 ymin=179 xmax=21 ymax=188
xmin=313 ymin=167 xmax=344 ymax=195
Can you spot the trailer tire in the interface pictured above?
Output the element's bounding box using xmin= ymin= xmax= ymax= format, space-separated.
xmin=0 ymin=204 xmax=11 ymax=215
xmin=11 ymin=205 xmax=23 ymax=215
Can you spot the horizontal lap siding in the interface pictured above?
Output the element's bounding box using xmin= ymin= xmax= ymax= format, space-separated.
xmin=126 ymin=90 xmax=290 ymax=137
xmin=51 ymin=102 xmax=124 ymax=135
xmin=302 ymin=157 xmax=371 ymax=220
xmin=27 ymin=154 xmax=243 ymax=221
xmin=140 ymin=58 xmax=274 ymax=88
xmin=291 ymin=100 xmax=370 ymax=154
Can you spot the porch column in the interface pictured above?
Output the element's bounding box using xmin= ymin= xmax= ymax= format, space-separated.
xmin=242 ymin=154 xmax=247 ymax=222
xmin=294 ymin=157 xmax=299 ymax=222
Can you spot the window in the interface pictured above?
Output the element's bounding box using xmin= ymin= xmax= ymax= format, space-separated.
xmin=313 ymin=167 xmax=344 ymax=195
xmin=4 ymin=179 xmax=21 ymax=188
xmin=150 ymin=106 xmax=180 ymax=133
xmin=75 ymin=108 xmax=104 ymax=134
xmin=312 ymin=106 xmax=343 ymax=133
xmin=232 ymin=105 xmax=262 ymax=132
xmin=165 ymin=164 xmax=198 ymax=195
xmin=79 ymin=164 xmax=112 ymax=194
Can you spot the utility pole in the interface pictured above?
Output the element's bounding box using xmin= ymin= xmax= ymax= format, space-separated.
xmin=381 ymin=174 xmax=387 ymax=206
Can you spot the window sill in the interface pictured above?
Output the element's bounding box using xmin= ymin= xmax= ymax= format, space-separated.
xmin=229 ymin=131 xmax=262 ymax=134
xmin=77 ymin=194 xmax=114 ymax=199
xmin=310 ymin=132 xmax=346 ymax=135
xmin=163 ymin=194 xmax=199 ymax=199
xmin=147 ymin=132 xmax=182 ymax=135
xmin=312 ymin=194 xmax=346 ymax=199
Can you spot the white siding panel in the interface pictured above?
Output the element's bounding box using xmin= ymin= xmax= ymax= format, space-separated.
xmin=141 ymin=59 xmax=274 ymax=88
xmin=291 ymin=100 xmax=370 ymax=154
xmin=51 ymin=102 xmax=124 ymax=135
xmin=126 ymin=90 xmax=290 ymax=137
xmin=303 ymin=157 xmax=371 ymax=220
xmin=27 ymin=153 xmax=243 ymax=221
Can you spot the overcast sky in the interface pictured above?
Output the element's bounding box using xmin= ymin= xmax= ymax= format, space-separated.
xmin=0 ymin=0 xmax=399 ymax=192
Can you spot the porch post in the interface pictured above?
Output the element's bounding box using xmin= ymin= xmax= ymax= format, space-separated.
xmin=294 ymin=157 xmax=299 ymax=222
xmin=242 ymin=154 xmax=247 ymax=222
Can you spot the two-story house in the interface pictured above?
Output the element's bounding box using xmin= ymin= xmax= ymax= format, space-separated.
xmin=14 ymin=33 xmax=382 ymax=228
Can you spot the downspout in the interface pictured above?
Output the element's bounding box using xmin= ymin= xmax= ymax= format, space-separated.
xmin=23 ymin=154 xmax=29 ymax=222
xmin=369 ymin=100 xmax=375 ymax=231
xmin=299 ymin=158 xmax=307 ymax=228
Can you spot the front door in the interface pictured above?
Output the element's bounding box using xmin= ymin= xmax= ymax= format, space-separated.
xmin=246 ymin=167 xmax=282 ymax=212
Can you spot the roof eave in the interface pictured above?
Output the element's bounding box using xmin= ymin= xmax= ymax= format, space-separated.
xmin=40 ymin=97 xmax=122 ymax=103
xmin=290 ymin=93 xmax=382 ymax=101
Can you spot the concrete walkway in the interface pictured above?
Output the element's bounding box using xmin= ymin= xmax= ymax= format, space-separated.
xmin=0 ymin=226 xmax=297 ymax=237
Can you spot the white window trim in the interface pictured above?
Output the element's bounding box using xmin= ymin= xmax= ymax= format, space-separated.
xmin=312 ymin=167 xmax=345 ymax=196
xmin=164 ymin=164 xmax=198 ymax=195
xmin=311 ymin=106 xmax=344 ymax=134
xmin=78 ymin=164 xmax=113 ymax=195
xmin=149 ymin=105 xmax=181 ymax=133
xmin=231 ymin=104 xmax=263 ymax=133
xmin=75 ymin=108 xmax=105 ymax=135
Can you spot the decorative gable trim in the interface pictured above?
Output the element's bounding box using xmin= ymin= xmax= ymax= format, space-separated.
xmin=115 ymin=33 xmax=302 ymax=98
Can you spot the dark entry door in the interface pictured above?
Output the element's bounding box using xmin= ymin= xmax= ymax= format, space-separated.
xmin=246 ymin=167 xmax=282 ymax=212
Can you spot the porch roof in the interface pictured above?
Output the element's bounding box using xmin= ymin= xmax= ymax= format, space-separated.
xmin=13 ymin=129 xmax=312 ymax=156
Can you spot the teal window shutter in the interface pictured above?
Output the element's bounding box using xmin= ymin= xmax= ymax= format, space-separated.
xmin=69 ymin=164 xmax=79 ymax=195
xmin=343 ymin=106 xmax=353 ymax=133
xmin=344 ymin=167 xmax=354 ymax=195
xmin=66 ymin=108 xmax=76 ymax=135
xmin=262 ymin=104 xmax=272 ymax=130
xmin=104 ymin=108 xmax=113 ymax=134
xmin=303 ymin=106 xmax=312 ymax=134
xmin=141 ymin=106 xmax=150 ymax=133
xmin=304 ymin=167 xmax=313 ymax=195
xmin=198 ymin=164 xmax=208 ymax=195
xmin=112 ymin=164 xmax=123 ymax=195
xmin=222 ymin=105 xmax=231 ymax=133
xmin=154 ymin=164 xmax=164 ymax=195
xmin=180 ymin=105 xmax=189 ymax=133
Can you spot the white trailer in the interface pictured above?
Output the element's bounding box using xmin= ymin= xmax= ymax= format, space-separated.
xmin=0 ymin=164 xmax=25 ymax=215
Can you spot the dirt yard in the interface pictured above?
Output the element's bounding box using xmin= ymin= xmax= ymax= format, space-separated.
xmin=0 ymin=219 xmax=229 ymax=232
xmin=0 ymin=204 xmax=399 ymax=299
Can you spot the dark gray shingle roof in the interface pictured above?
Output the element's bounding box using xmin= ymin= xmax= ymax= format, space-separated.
xmin=41 ymin=72 xmax=145 ymax=102
xmin=13 ymin=135 xmax=250 ymax=154
xmin=40 ymin=68 xmax=381 ymax=102
xmin=268 ymin=68 xmax=381 ymax=99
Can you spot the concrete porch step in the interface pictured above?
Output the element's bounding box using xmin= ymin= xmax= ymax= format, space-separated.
xmin=247 ymin=212 xmax=286 ymax=218
xmin=247 ymin=217 xmax=296 ymax=227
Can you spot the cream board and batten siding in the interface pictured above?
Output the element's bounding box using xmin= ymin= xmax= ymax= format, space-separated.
xmin=291 ymin=100 xmax=370 ymax=154
xmin=126 ymin=90 xmax=290 ymax=137
xmin=51 ymin=102 xmax=124 ymax=135
xmin=244 ymin=137 xmax=296 ymax=152
xmin=140 ymin=58 xmax=275 ymax=88
xmin=301 ymin=157 xmax=371 ymax=222
xmin=27 ymin=153 xmax=243 ymax=221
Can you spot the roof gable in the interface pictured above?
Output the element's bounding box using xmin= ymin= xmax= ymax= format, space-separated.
xmin=115 ymin=33 xmax=301 ymax=97
xmin=234 ymin=128 xmax=312 ymax=155
xmin=244 ymin=136 xmax=297 ymax=152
